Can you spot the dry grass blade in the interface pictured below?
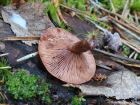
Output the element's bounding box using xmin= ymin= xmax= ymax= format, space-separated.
xmin=0 ymin=92 xmax=8 ymax=104
xmin=121 ymin=39 xmax=140 ymax=53
xmin=115 ymin=27 xmax=140 ymax=53
xmin=134 ymin=11 xmax=139 ymax=25
xmin=89 ymin=0 xmax=139 ymax=29
xmin=111 ymin=20 xmax=140 ymax=41
xmin=121 ymin=0 xmax=130 ymax=18
xmin=134 ymin=53 xmax=138 ymax=60
xmin=109 ymin=16 xmax=140 ymax=36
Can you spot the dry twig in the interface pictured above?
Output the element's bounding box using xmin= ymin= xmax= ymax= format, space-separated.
xmin=93 ymin=48 xmax=140 ymax=64
xmin=0 ymin=36 xmax=40 ymax=41
xmin=16 ymin=52 xmax=38 ymax=62
xmin=0 ymin=53 xmax=9 ymax=57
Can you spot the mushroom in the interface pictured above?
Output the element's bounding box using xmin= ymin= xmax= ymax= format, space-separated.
xmin=38 ymin=28 xmax=96 ymax=84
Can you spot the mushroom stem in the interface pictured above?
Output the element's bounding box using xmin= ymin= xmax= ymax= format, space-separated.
xmin=69 ymin=40 xmax=91 ymax=54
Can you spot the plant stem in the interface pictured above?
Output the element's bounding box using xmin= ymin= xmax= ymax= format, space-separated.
xmin=0 ymin=66 xmax=11 ymax=69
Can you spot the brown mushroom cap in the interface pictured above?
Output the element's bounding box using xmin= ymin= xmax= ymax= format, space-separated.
xmin=38 ymin=28 xmax=96 ymax=84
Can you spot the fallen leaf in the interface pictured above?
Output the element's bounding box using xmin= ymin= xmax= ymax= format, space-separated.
xmin=1 ymin=3 xmax=54 ymax=46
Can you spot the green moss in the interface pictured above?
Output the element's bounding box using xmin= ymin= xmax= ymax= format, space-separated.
xmin=6 ymin=70 xmax=38 ymax=100
xmin=6 ymin=69 xmax=51 ymax=104
xmin=37 ymin=79 xmax=52 ymax=104
xmin=72 ymin=96 xmax=85 ymax=105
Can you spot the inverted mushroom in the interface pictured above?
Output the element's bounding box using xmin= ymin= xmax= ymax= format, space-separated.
xmin=38 ymin=28 xmax=96 ymax=84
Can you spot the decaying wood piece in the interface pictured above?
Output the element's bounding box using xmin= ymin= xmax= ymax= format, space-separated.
xmin=38 ymin=28 xmax=96 ymax=84
xmin=66 ymin=69 xmax=140 ymax=99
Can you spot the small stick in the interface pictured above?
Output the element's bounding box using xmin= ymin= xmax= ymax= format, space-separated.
xmin=112 ymin=58 xmax=140 ymax=68
xmin=129 ymin=51 xmax=135 ymax=58
xmin=93 ymin=48 xmax=140 ymax=64
xmin=134 ymin=53 xmax=138 ymax=60
xmin=131 ymin=14 xmax=140 ymax=20
xmin=0 ymin=53 xmax=9 ymax=57
xmin=96 ymin=63 xmax=112 ymax=70
xmin=0 ymin=92 xmax=5 ymax=101
xmin=0 ymin=36 xmax=40 ymax=41
xmin=17 ymin=52 xmax=38 ymax=62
